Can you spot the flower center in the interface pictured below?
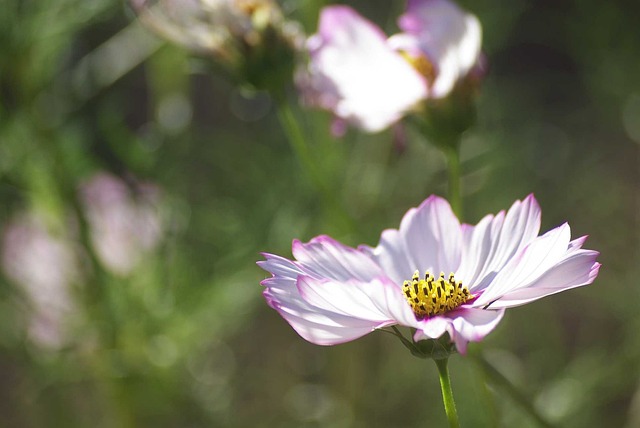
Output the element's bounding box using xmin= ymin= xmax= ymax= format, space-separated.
xmin=399 ymin=51 xmax=436 ymax=86
xmin=402 ymin=271 xmax=472 ymax=319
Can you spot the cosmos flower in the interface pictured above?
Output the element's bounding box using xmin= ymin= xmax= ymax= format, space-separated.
xmin=132 ymin=0 xmax=303 ymax=88
xmin=299 ymin=0 xmax=483 ymax=134
xmin=258 ymin=195 xmax=600 ymax=353
xmin=299 ymin=5 xmax=428 ymax=134
xmin=132 ymin=0 xmax=281 ymax=54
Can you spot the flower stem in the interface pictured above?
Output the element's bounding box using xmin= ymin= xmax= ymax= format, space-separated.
xmin=275 ymin=100 xmax=323 ymax=192
xmin=472 ymin=354 xmax=556 ymax=428
xmin=443 ymin=142 xmax=462 ymax=218
xmin=274 ymin=98 xmax=354 ymax=234
xmin=435 ymin=358 xmax=460 ymax=428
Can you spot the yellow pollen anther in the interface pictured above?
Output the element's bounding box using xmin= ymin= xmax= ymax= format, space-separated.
xmin=402 ymin=270 xmax=472 ymax=319
xmin=399 ymin=51 xmax=436 ymax=86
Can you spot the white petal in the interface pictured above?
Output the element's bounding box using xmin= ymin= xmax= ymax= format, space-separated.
xmin=259 ymin=254 xmax=385 ymax=345
xmin=360 ymin=229 xmax=413 ymax=287
xmin=366 ymin=195 xmax=462 ymax=285
xmin=369 ymin=278 xmax=423 ymax=328
xmin=449 ymin=307 xmax=505 ymax=354
xmin=483 ymin=251 xmax=601 ymax=309
xmin=412 ymin=307 xmax=504 ymax=354
xmin=297 ymin=276 xmax=395 ymax=323
xmin=458 ymin=194 xmax=541 ymax=290
xmin=259 ymin=253 xmax=312 ymax=309
xmin=456 ymin=212 xmax=504 ymax=288
xmin=292 ymin=235 xmax=383 ymax=282
xmin=413 ymin=316 xmax=450 ymax=340
xmin=302 ymin=6 xmax=427 ymax=132
xmin=258 ymin=253 xmax=303 ymax=281
xmin=270 ymin=301 xmax=385 ymax=345
xmin=396 ymin=0 xmax=482 ymax=98
xmin=568 ymin=235 xmax=588 ymax=251
xmin=473 ymin=223 xmax=572 ymax=307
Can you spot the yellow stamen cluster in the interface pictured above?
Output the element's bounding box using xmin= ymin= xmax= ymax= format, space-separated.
xmin=402 ymin=270 xmax=472 ymax=319
xmin=399 ymin=51 xmax=436 ymax=86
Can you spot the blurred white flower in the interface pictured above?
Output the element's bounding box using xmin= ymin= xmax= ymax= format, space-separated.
xmin=1 ymin=216 xmax=78 ymax=349
xmin=132 ymin=0 xmax=260 ymax=54
xmin=299 ymin=1 xmax=483 ymax=134
xmin=132 ymin=0 xmax=303 ymax=87
xmin=299 ymin=5 xmax=428 ymax=134
xmin=79 ymin=173 xmax=163 ymax=276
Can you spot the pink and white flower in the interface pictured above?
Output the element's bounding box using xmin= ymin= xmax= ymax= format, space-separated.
xmin=299 ymin=5 xmax=428 ymax=133
xmin=258 ymin=195 xmax=600 ymax=353
xmin=299 ymin=0 xmax=483 ymax=133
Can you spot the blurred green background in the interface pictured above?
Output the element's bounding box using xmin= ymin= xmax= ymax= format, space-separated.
xmin=0 ymin=0 xmax=638 ymax=426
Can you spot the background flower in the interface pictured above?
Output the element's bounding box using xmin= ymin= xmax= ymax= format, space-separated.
xmin=299 ymin=1 xmax=484 ymax=134
xmin=132 ymin=0 xmax=280 ymax=54
xmin=79 ymin=172 xmax=164 ymax=276
xmin=132 ymin=0 xmax=303 ymax=89
xmin=299 ymin=5 xmax=428 ymax=133
xmin=1 ymin=215 xmax=78 ymax=349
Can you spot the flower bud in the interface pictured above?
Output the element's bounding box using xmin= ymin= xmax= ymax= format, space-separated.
xmin=132 ymin=0 xmax=304 ymax=90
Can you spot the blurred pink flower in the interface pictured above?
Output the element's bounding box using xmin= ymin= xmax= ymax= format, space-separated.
xmin=299 ymin=5 xmax=428 ymax=134
xmin=259 ymin=195 xmax=600 ymax=353
xmin=1 ymin=173 xmax=164 ymax=346
xmin=2 ymin=216 xmax=78 ymax=349
xmin=80 ymin=173 xmax=163 ymax=276
xmin=299 ymin=0 xmax=483 ymax=134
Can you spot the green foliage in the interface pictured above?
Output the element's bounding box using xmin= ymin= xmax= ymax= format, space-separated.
xmin=0 ymin=0 xmax=638 ymax=427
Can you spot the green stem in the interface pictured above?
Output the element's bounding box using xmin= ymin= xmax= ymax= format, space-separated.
xmin=472 ymin=355 xmax=556 ymax=428
xmin=275 ymin=100 xmax=324 ymax=192
xmin=389 ymin=326 xmax=421 ymax=355
xmin=444 ymin=143 xmax=462 ymax=218
xmin=69 ymin=195 xmax=118 ymax=347
xmin=435 ymin=358 xmax=460 ymax=428
xmin=274 ymin=98 xmax=354 ymax=233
